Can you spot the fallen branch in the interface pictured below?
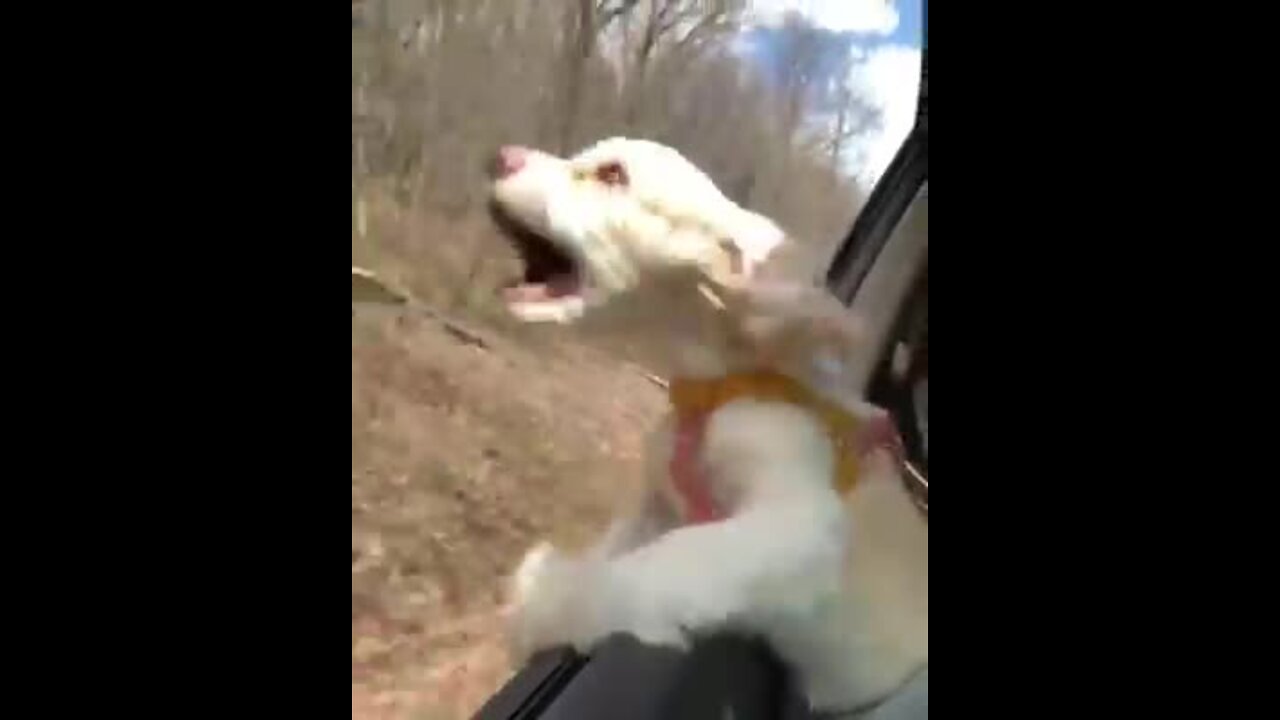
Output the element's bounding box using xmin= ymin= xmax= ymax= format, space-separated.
xmin=352 ymin=266 xmax=409 ymax=306
xmin=352 ymin=266 xmax=492 ymax=350
xmin=436 ymin=316 xmax=491 ymax=350
xmin=622 ymin=363 xmax=668 ymax=390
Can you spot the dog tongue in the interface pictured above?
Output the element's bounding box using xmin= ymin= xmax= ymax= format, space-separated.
xmin=545 ymin=273 xmax=579 ymax=297
xmin=502 ymin=283 xmax=549 ymax=302
xmin=502 ymin=274 xmax=579 ymax=303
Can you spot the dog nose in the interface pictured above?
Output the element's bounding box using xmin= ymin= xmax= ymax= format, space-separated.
xmin=492 ymin=146 xmax=527 ymax=179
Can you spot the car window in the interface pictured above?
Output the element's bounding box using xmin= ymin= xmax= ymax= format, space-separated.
xmin=858 ymin=179 xmax=927 ymax=497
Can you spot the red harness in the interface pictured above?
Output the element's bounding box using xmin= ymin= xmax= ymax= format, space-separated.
xmin=668 ymin=410 xmax=724 ymax=524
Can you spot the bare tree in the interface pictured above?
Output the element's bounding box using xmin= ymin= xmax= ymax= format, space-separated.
xmin=558 ymin=0 xmax=641 ymax=152
xmin=353 ymin=0 xmax=866 ymax=305
xmin=620 ymin=0 xmax=743 ymax=127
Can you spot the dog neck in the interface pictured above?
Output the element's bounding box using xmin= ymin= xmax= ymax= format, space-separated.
xmin=577 ymin=279 xmax=880 ymax=417
xmin=579 ymin=282 xmax=754 ymax=379
xmin=663 ymin=300 xmax=875 ymax=419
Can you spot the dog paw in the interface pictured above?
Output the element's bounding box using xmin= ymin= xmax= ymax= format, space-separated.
xmin=506 ymin=542 xmax=597 ymax=663
xmin=504 ymin=542 xmax=693 ymax=662
xmin=513 ymin=541 xmax=556 ymax=603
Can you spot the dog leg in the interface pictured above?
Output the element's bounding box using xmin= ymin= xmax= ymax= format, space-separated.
xmin=510 ymin=403 xmax=847 ymax=659
xmin=603 ymin=498 xmax=847 ymax=635
xmin=509 ymin=497 xmax=847 ymax=660
xmin=508 ymin=425 xmax=680 ymax=661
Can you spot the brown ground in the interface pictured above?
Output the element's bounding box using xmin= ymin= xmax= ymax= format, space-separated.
xmin=352 ymin=233 xmax=667 ymax=720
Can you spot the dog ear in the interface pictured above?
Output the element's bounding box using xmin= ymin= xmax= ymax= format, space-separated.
xmin=352 ymin=267 xmax=409 ymax=307
xmin=707 ymin=276 xmax=871 ymax=378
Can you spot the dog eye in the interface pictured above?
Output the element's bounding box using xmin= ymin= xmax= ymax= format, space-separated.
xmin=595 ymin=161 xmax=628 ymax=187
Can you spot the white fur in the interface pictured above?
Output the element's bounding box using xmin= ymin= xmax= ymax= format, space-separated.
xmin=489 ymin=137 xmax=927 ymax=713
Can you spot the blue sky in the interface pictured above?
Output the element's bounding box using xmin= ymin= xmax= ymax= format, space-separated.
xmin=886 ymin=0 xmax=923 ymax=48
xmin=741 ymin=0 xmax=923 ymax=186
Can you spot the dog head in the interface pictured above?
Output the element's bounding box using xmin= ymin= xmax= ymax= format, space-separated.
xmin=487 ymin=137 xmax=788 ymax=324
xmin=488 ymin=137 xmax=879 ymax=400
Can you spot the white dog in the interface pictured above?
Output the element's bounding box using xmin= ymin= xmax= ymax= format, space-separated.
xmin=487 ymin=138 xmax=927 ymax=715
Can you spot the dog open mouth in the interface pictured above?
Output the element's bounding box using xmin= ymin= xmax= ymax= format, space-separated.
xmin=489 ymin=202 xmax=584 ymax=305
